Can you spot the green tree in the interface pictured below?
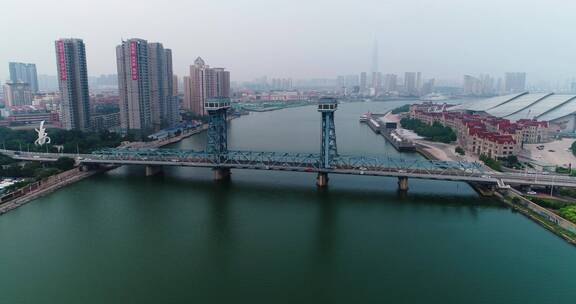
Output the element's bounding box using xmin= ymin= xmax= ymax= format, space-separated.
xmin=455 ymin=146 xmax=465 ymax=155
xmin=53 ymin=157 xmax=75 ymax=171
xmin=400 ymin=118 xmax=456 ymax=143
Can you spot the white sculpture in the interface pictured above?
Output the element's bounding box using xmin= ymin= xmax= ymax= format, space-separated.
xmin=34 ymin=121 xmax=51 ymax=146
xmin=54 ymin=145 xmax=64 ymax=153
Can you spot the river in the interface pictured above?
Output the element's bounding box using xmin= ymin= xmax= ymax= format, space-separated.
xmin=0 ymin=100 xmax=574 ymax=303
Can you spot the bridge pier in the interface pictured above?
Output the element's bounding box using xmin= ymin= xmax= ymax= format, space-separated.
xmin=398 ymin=177 xmax=409 ymax=192
xmin=316 ymin=172 xmax=329 ymax=187
xmin=213 ymin=168 xmax=231 ymax=181
xmin=145 ymin=165 xmax=163 ymax=177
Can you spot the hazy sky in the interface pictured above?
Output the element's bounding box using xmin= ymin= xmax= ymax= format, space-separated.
xmin=2 ymin=0 xmax=576 ymax=83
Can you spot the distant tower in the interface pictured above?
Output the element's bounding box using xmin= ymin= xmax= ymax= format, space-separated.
xmin=371 ymin=39 xmax=379 ymax=74
xmin=318 ymin=97 xmax=338 ymax=169
xmin=9 ymin=62 xmax=39 ymax=93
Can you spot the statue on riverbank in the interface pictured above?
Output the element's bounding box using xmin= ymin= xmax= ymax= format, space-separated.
xmin=34 ymin=121 xmax=51 ymax=146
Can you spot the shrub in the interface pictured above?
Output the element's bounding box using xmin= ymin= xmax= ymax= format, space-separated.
xmin=455 ymin=146 xmax=465 ymax=155
xmin=53 ymin=157 xmax=76 ymax=171
xmin=391 ymin=104 xmax=411 ymax=114
xmin=479 ymin=154 xmax=502 ymax=171
xmin=529 ymin=197 xmax=571 ymax=210
xmin=559 ymin=205 xmax=576 ymax=223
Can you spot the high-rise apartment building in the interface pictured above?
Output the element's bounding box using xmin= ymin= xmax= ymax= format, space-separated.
xmin=371 ymin=72 xmax=382 ymax=92
xmin=148 ymin=43 xmax=178 ymax=129
xmin=55 ymin=38 xmax=91 ymax=131
xmin=505 ymin=72 xmax=526 ymax=93
xmin=360 ymin=72 xmax=367 ymax=91
xmin=172 ymin=75 xmax=178 ymax=96
xmin=383 ymin=74 xmax=398 ymax=92
xmin=183 ymin=57 xmax=230 ymax=116
xmin=3 ymin=82 xmax=33 ymax=107
xmin=404 ymin=72 xmax=417 ymax=96
xmin=9 ymin=62 xmax=39 ymax=93
xmin=116 ymin=38 xmax=177 ymax=133
xmin=214 ymin=68 xmax=231 ymax=98
xmin=463 ymin=75 xmax=482 ymax=96
xmin=117 ymin=38 xmax=151 ymax=132
xmin=421 ymin=79 xmax=435 ymax=96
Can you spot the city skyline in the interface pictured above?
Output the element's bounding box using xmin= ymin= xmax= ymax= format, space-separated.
xmin=3 ymin=0 xmax=576 ymax=83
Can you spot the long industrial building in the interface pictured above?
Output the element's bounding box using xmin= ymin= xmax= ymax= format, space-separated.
xmin=452 ymin=92 xmax=576 ymax=133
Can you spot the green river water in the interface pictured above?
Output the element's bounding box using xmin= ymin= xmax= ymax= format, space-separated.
xmin=0 ymin=100 xmax=574 ymax=303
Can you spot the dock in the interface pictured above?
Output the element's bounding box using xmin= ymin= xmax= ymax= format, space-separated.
xmin=360 ymin=113 xmax=416 ymax=152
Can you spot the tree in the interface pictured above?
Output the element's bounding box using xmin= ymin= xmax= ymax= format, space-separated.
xmin=455 ymin=146 xmax=465 ymax=155
xmin=53 ymin=157 xmax=76 ymax=171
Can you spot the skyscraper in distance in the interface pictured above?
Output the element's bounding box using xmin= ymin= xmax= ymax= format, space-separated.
xmin=360 ymin=72 xmax=367 ymax=92
xmin=184 ymin=57 xmax=230 ymax=116
xmin=505 ymin=72 xmax=526 ymax=93
xmin=55 ymin=38 xmax=91 ymax=131
xmin=9 ymin=62 xmax=39 ymax=93
xmin=404 ymin=72 xmax=417 ymax=96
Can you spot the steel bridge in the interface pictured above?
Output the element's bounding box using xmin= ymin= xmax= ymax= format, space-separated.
xmin=3 ymin=97 xmax=576 ymax=191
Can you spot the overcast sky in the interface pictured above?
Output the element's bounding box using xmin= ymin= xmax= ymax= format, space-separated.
xmin=2 ymin=0 xmax=576 ymax=83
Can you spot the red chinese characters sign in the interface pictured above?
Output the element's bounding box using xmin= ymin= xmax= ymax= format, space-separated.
xmin=57 ymin=40 xmax=67 ymax=80
xmin=130 ymin=41 xmax=138 ymax=80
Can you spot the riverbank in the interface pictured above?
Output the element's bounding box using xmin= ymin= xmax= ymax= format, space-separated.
xmin=416 ymin=143 xmax=576 ymax=245
xmin=0 ymin=165 xmax=116 ymax=215
xmin=0 ymin=117 xmax=229 ymax=215
xmin=386 ymin=115 xmax=576 ymax=245
xmin=496 ymin=190 xmax=576 ymax=246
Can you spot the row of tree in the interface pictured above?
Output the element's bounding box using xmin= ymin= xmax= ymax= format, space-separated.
xmin=400 ymin=118 xmax=457 ymax=143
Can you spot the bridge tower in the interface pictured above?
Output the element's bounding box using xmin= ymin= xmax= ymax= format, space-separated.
xmin=317 ymin=97 xmax=338 ymax=187
xmin=205 ymin=97 xmax=231 ymax=180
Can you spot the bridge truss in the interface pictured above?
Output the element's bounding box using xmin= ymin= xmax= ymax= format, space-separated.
xmin=90 ymin=148 xmax=485 ymax=176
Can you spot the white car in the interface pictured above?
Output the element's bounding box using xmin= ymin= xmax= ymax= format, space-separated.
xmin=526 ymin=191 xmax=537 ymax=195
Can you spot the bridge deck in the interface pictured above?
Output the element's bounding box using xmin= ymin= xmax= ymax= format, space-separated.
xmin=2 ymin=148 xmax=576 ymax=188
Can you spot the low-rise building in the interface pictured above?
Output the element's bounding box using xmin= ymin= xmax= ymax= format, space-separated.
xmin=1 ymin=105 xmax=59 ymax=126
xmin=91 ymin=112 xmax=121 ymax=131
xmin=409 ymin=103 xmax=550 ymax=157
